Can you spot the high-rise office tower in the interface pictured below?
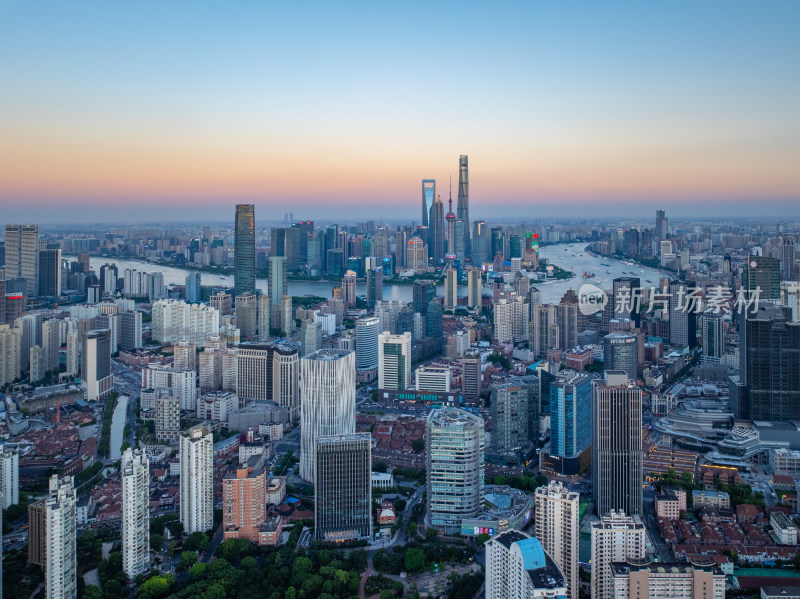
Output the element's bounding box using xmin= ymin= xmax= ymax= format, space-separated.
xmin=746 ymin=254 xmax=781 ymax=300
xmin=472 ymin=220 xmax=488 ymax=265
xmin=668 ymin=280 xmax=697 ymax=347
xmin=0 ymin=324 xmax=22 ymax=386
xmin=734 ymin=304 xmax=800 ymax=421
xmin=185 ymin=272 xmax=202 ymax=303
xmin=462 ymin=352 xmax=482 ymax=404
xmin=655 ymin=209 xmax=667 ymax=242
xmin=355 ymin=317 xmax=380 ymax=373
xmin=222 ymin=461 xmax=267 ymax=544
xmin=234 ymin=204 xmax=256 ymax=296
xmin=485 ymin=530 xmax=567 ymax=599
xmin=273 ymin=344 xmax=300 ymax=421
xmin=0 ymin=447 xmax=20 ymax=508
xmin=429 ymin=195 xmax=445 ymax=264
xmin=281 ymin=294 xmax=294 ymax=334
xmin=82 ymin=329 xmax=113 ymax=401
xmin=366 ymin=266 xmax=383 ymax=309
xmin=444 ymin=267 xmax=458 ymax=309
xmin=781 ymin=235 xmax=797 ymax=281
xmin=299 ymin=349 xmax=356 ymax=482
xmin=28 ymin=498 xmax=47 ymax=567
xmin=782 ymin=281 xmax=800 ymax=323
xmin=413 ymin=280 xmax=435 ymax=316
xmin=0 ymin=270 xmax=6 ymax=325
xmin=548 ymin=371 xmax=592 ymax=475
xmin=119 ymin=311 xmax=143 ymax=350
xmin=421 ymin=179 xmax=436 ymax=228
xmin=456 ymin=155 xmax=470 ymax=257
xmin=5 ymin=224 xmax=39 ymax=298
xmin=405 ymin=236 xmax=427 ymax=271
xmin=235 ymin=292 xmax=258 ymax=338
xmin=491 ymin=380 xmax=530 ymax=454
xmin=30 ymin=345 xmax=46 ymax=383
xmin=426 ymin=407 xmax=485 ymax=533
xmin=41 ymin=318 xmax=60 ymax=374
xmin=180 ymin=424 xmax=214 ymax=534
xmin=268 ymin=256 xmax=287 ymax=305
xmin=467 ymin=268 xmax=482 ymax=309
xmin=426 ymin=299 xmax=443 ymax=339
xmin=38 ymin=248 xmax=61 ymax=298
xmin=300 ymin=320 xmax=323 ymax=356
xmin=342 ymin=270 xmax=357 ymax=307
xmin=534 ymin=480 xmax=579 ymax=599
xmin=314 ymin=433 xmax=372 ymax=541
xmin=378 ymin=331 xmax=411 ymax=390
xmin=44 ymin=474 xmax=77 ymax=599
xmin=590 ymin=511 xmax=646 ymax=599
xmin=592 ymin=371 xmax=643 ymax=517
xmin=121 ymin=448 xmax=150 ymax=578
xmin=612 ymin=277 xmax=641 ymax=326
xmin=603 ymin=333 xmax=638 ymax=381
xmin=700 ymin=313 xmax=724 ymax=363
xmin=236 ymin=343 xmax=274 ymax=402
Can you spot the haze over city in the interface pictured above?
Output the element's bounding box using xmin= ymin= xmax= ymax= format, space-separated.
xmin=1 ymin=0 xmax=799 ymax=222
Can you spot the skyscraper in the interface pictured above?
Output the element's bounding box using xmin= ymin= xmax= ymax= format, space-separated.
xmin=342 ymin=270 xmax=357 ymax=307
xmin=38 ymin=248 xmax=61 ymax=298
xmin=5 ymin=224 xmax=39 ymax=297
xmin=273 ymin=344 xmax=300 ymax=421
xmin=462 ymin=352 xmax=482 ymax=404
xmin=121 ymin=448 xmax=150 ymax=578
xmin=421 ymin=179 xmax=436 ymax=228
xmin=257 ymin=294 xmax=270 ymax=341
xmin=590 ymin=511 xmax=646 ymax=599
xmin=592 ymin=371 xmax=643 ymax=517
xmin=0 ymin=447 xmax=20 ymax=508
xmin=467 ymin=268 xmax=482 ymax=309
xmin=668 ymin=280 xmax=697 ymax=347
xmin=299 ymin=349 xmax=356 ymax=482
xmin=456 ymin=155 xmax=471 ymax=257
xmin=0 ymin=324 xmax=22 ymax=386
xmin=603 ymin=333 xmax=638 ymax=381
xmin=180 ymin=424 xmax=214 ymax=534
xmin=491 ymin=380 xmax=530 ymax=454
xmin=426 ymin=407 xmax=485 ymax=533
xmin=268 ymin=256 xmax=287 ymax=305
xmin=413 ymin=280 xmax=435 ymax=316
xmin=655 ymin=209 xmax=667 ymax=242
xmin=746 ymin=254 xmax=781 ymax=300
xmin=426 ymin=299 xmax=443 ymax=339
xmin=781 ymin=235 xmax=797 ymax=281
xmin=444 ymin=267 xmax=458 ymax=309
xmin=234 ymin=204 xmax=256 ymax=296
xmin=185 ymin=271 xmax=202 ymax=303
xmin=612 ymin=277 xmax=641 ymax=326
xmin=222 ymin=460 xmax=267 ymax=544
xmin=314 ymin=433 xmax=372 ymax=541
xmin=235 ymin=292 xmax=258 ymax=338
xmin=534 ymin=480 xmax=579 ymax=599
xmin=546 ymin=370 xmax=592 ymax=475
xmin=378 ymin=331 xmax=411 ymax=390
xmin=82 ymin=329 xmax=113 ymax=401
xmin=734 ymin=304 xmax=800 ymax=421
xmin=120 ymin=311 xmax=143 ymax=350
xmin=41 ymin=318 xmax=61 ymax=374
xmin=44 ymin=474 xmax=77 ymax=599
xmin=485 ymin=530 xmax=568 ymax=599
xmin=429 ymin=195 xmax=445 ymax=264
xmin=366 ymin=266 xmax=383 ymax=309
xmin=355 ymin=317 xmax=380 ymax=373
xmin=700 ymin=313 xmax=724 ymax=363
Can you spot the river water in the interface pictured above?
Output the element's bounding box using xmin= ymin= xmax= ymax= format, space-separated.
xmin=109 ymin=394 xmax=129 ymax=460
xmin=89 ymin=243 xmax=664 ymax=305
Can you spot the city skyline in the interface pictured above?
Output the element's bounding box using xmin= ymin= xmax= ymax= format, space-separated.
xmin=1 ymin=1 xmax=799 ymax=222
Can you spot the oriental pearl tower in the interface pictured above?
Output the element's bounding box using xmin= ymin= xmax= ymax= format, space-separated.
xmin=445 ymin=179 xmax=457 ymax=269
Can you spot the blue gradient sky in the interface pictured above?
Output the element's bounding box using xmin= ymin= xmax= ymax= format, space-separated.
xmin=0 ymin=0 xmax=798 ymax=222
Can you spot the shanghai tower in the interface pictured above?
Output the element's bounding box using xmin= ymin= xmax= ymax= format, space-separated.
xmin=234 ymin=204 xmax=256 ymax=296
xmin=456 ymin=155 xmax=470 ymax=258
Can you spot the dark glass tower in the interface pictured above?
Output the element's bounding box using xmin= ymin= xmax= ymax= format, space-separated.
xmin=456 ymin=155 xmax=470 ymax=257
xmin=422 ymin=180 xmax=435 ymax=228
xmin=429 ymin=195 xmax=445 ymax=264
xmin=234 ymin=204 xmax=256 ymax=296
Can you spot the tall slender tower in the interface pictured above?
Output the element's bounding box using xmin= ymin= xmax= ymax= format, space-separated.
xmin=180 ymin=424 xmax=214 ymax=534
xmin=534 ymin=480 xmax=579 ymax=599
xmin=456 ymin=155 xmax=470 ymax=257
xmin=429 ymin=195 xmax=445 ymax=264
xmin=299 ymin=349 xmax=356 ymax=483
xmin=421 ymin=179 xmax=436 ymax=228
xmin=5 ymin=224 xmax=39 ymax=298
xmin=445 ymin=190 xmax=457 ymax=263
xmin=121 ymin=448 xmax=150 ymax=578
xmin=591 ymin=371 xmax=643 ymax=517
xmin=234 ymin=204 xmax=256 ymax=296
xmin=45 ymin=474 xmax=77 ymax=599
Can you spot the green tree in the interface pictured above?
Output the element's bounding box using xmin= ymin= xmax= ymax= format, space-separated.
xmin=412 ymin=438 xmax=425 ymax=453
xmin=138 ymin=574 xmax=174 ymax=599
xmin=184 ymin=531 xmax=210 ymax=553
xmin=285 ymin=587 xmax=297 ymax=599
xmin=179 ymin=550 xmax=198 ymax=569
xmin=83 ymin=585 xmax=102 ymax=599
xmin=150 ymin=533 xmax=164 ymax=552
xmin=404 ymin=547 xmax=426 ymax=573
xmin=380 ymin=591 xmax=394 ymax=599
xmin=405 ymin=521 xmax=417 ymax=536
xmin=189 ymin=562 xmax=208 ymax=580
xmin=204 ymin=583 xmax=226 ymax=599
xmin=476 ymin=533 xmax=490 ymax=545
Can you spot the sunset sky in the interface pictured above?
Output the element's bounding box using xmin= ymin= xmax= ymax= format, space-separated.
xmin=1 ymin=1 xmax=799 ymax=222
